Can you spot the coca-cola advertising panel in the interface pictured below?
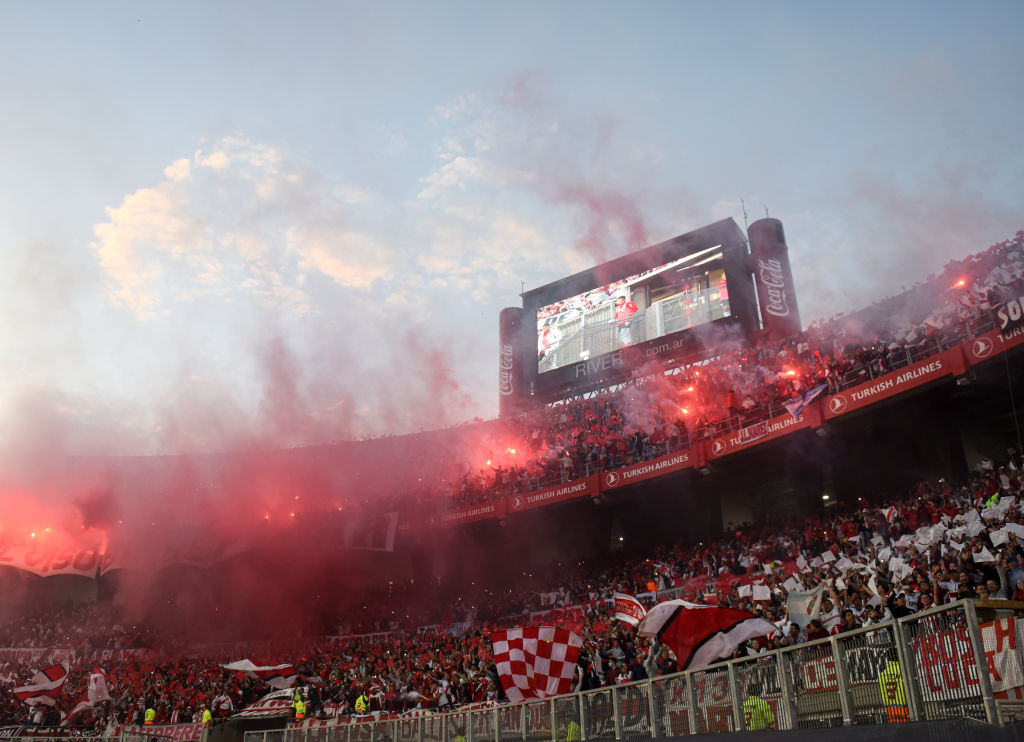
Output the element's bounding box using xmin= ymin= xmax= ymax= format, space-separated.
xmin=747 ymin=218 xmax=801 ymax=340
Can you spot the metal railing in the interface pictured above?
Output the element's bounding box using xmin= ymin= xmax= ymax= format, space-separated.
xmin=243 ymin=600 xmax=1024 ymax=742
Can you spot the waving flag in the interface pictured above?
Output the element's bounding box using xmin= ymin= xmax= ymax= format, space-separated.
xmin=786 ymin=584 xmax=825 ymax=628
xmin=490 ymin=626 xmax=582 ymax=702
xmin=88 ymin=667 xmax=112 ymax=704
xmin=784 ymin=384 xmax=827 ymax=419
xmin=222 ymin=660 xmax=298 ymax=689
xmin=13 ymin=662 xmax=70 ymax=706
xmin=637 ymin=601 xmax=775 ymax=671
xmin=613 ymin=593 xmax=648 ymax=626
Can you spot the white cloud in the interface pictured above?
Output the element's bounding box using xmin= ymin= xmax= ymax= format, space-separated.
xmin=199 ymin=150 xmax=229 ymax=169
xmin=90 ymin=136 xmax=393 ymax=320
xmin=164 ymin=158 xmax=190 ymax=181
xmin=434 ymin=92 xmax=476 ymax=121
xmin=287 ymin=228 xmax=393 ymax=290
xmin=91 ymin=187 xmax=194 ymax=318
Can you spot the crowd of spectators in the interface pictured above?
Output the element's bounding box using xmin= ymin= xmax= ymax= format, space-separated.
xmin=441 ymin=230 xmax=1024 ymax=508
xmin=2 ymin=231 xmax=1024 ymax=728
xmin=3 ymin=456 xmax=1024 ymax=728
xmin=0 ymin=604 xmax=154 ymax=653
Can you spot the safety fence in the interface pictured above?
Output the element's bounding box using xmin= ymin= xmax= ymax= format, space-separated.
xmin=242 ymin=600 xmax=1024 ymax=742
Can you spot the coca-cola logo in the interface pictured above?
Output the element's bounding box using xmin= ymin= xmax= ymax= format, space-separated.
xmin=499 ymin=343 xmax=515 ymax=396
xmin=757 ymin=259 xmax=790 ymax=318
xmin=499 ymin=343 xmax=514 ymax=370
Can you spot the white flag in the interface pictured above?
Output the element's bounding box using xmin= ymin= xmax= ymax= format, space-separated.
xmin=613 ymin=593 xmax=648 ymax=626
xmin=786 ymin=584 xmax=825 ymax=628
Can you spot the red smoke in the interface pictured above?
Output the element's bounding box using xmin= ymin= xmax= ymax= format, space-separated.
xmin=554 ymin=184 xmax=649 ymax=266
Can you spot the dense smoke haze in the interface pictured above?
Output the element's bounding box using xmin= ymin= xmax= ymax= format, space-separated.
xmin=0 ymin=2 xmax=1022 ymax=638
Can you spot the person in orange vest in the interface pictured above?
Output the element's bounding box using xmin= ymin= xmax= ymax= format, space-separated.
xmin=143 ymin=702 xmax=155 ymax=726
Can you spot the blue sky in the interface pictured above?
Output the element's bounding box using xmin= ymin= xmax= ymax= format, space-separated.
xmin=1 ymin=0 xmax=1021 ymax=456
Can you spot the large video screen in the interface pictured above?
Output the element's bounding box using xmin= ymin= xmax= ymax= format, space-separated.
xmin=536 ymin=246 xmax=731 ymax=373
xmin=520 ymin=218 xmax=758 ymax=402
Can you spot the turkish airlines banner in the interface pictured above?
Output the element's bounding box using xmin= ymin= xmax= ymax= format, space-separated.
xmin=506 ymin=476 xmax=598 ymax=514
xmin=428 ymin=499 xmax=507 ymax=528
xmin=600 ymin=449 xmax=697 ymax=491
xmin=0 ymin=544 xmax=114 ymax=578
xmin=964 ymin=324 xmax=1024 ymax=366
xmin=703 ymin=407 xmax=818 ymax=462
xmin=823 ymin=346 xmax=965 ymax=420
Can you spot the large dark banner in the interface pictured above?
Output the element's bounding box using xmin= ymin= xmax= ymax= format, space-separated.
xmin=996 ymin=295 xmax=1024 ymax=337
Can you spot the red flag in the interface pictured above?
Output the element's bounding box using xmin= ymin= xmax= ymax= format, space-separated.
xmin=637 ymin=600 xmax=775 ymax=670
xmin=490 ymin=626 xmax=582 ymax=702
xmin=613 ymin=592 xmax=648 ymax=626
xmin=221 ymin=660 xmax=297 ymax=689
xmin=13 ymin=663 xmax=70 ymax=706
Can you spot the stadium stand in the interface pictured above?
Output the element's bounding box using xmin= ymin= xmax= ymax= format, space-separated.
xmin=2 ymin=230 xmax=1024 ymax=735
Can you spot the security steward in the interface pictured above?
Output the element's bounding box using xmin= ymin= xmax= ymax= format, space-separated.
xmin=742 ymin=693 xmax=776 ymax=730
xmin=565 ymin=719 xmax=582 ymax=741
xmin=878 ymin=660 xmax=909 ymax=722
xmin=354 ymin=689 xmax=370 ymax=715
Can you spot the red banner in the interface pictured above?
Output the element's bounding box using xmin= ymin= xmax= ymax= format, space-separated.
xmin=600 ymin=449 xmax=697 ymax=491
xmin=428 ymin=499 xmax=507 ymax=528
xmin=0 ymin=544 xmax=113 ymax=578
xmin=963 ymin=324 xmax=1024 ymax=366
xmin=703 ymin=407 xmax=818 ymax=461
xmin=823 ymin=346 xmax=965 ymax=420
xmin=120 ymin=724 xmax=205 ymax=741
xmin=506 ymin=476 xmax=598 ymax=514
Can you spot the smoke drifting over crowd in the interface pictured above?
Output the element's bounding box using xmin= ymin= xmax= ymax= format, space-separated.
xmin=3 ymin=2 xmax=1024 ymax=648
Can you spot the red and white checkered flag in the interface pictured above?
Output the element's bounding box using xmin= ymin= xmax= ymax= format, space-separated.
xmin=490 ymin=626 xmax=583 ymax=702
